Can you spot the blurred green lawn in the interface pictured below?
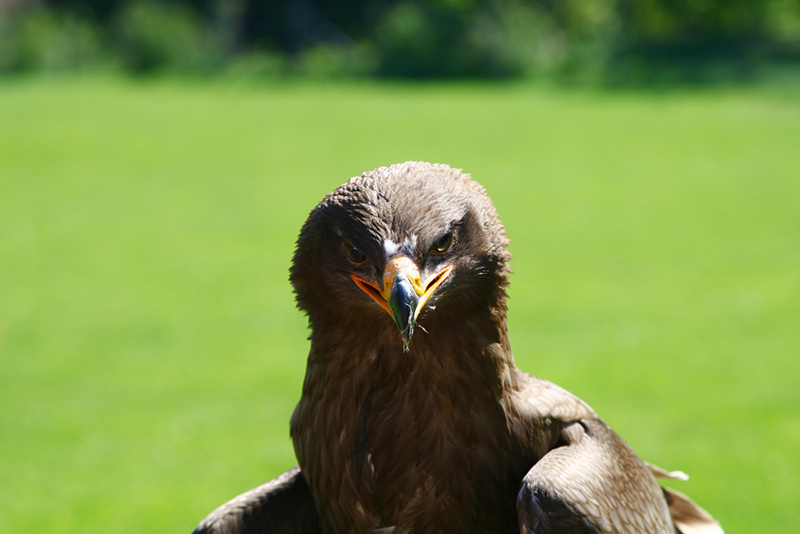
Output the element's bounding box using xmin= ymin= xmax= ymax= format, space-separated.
xmin=1 ymin=78 xmax=798 ymax=533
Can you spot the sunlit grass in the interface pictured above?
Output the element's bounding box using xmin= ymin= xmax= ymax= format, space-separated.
xmin=1 ymin=77 xmax=798 ymax=533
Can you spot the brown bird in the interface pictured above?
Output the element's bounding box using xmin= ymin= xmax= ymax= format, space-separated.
xmin=194 ymin=162 xmax=722 ymax=534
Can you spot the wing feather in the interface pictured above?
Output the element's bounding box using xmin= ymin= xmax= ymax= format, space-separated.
xmin=662 ymin=486 xmax=724 ymax=534
xmin=192 ymin=466 xmax=321 ymax=534
xmin=517 ymin=419 xmax=674 ymax=534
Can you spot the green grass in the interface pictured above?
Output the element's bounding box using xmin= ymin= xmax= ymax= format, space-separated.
xmin=1 ymin=77 xmax=798 ymax=533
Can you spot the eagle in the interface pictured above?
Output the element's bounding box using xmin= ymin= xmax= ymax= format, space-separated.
xmin=194 ymin=162 xmax=722 ymax=534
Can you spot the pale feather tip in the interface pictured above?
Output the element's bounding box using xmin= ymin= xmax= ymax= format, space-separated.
xmin=669 ymin=470 xmax=690 ymax=481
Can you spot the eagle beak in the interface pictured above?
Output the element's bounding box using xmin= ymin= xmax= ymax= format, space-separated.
xmin=387 ymin=270 xmax=419 ymax=345
xmin=351 ymin=256 xmax=453 ymax=346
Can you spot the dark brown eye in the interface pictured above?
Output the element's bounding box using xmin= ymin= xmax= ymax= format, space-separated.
xmin=431 ymin=231 xmax=453 ymax=254
xmin=344 ymin=241 xmax=368 ymax=264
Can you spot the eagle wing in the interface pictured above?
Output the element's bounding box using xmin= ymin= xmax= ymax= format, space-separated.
xmin=192 ymin=466 xmax=320 ymax=534
xmin=516 ymin=417 xmax=675 ymax=534
xmin=513 ymin=374 xmax=721 ymax=534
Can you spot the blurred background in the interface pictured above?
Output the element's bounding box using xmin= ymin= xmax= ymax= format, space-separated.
xmin=1 ymin=1 xmax=799 ymax=533
xmin=3 ymin=0 xmax=800 ymax=82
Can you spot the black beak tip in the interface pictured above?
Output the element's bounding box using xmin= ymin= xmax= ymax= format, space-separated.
xmin=400 ymin=322 xmax=414 ymax=347
xmin=388 ymin=276 xmax=419 ymax=347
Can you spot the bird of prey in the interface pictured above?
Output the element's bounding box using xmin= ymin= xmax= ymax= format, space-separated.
xmin=194 ymin=162 xmax=722 ymax=534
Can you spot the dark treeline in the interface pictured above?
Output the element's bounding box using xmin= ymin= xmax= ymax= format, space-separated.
xmin=1 ymin=0 xmax=799 ymax=82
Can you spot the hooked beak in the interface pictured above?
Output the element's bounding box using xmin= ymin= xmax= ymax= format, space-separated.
xmin=352 ymin=255 xmax=453 ymax=346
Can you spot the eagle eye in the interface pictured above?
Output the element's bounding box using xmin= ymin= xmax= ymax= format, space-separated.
xmin=344 ymin=241 xmax=368 ymax=264
xmin=431 ymin=231 xmax=454 ymax=254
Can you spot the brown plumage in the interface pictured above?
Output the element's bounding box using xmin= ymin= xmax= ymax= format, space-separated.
xmin=194 ymin=162 xmax=722 ymax=534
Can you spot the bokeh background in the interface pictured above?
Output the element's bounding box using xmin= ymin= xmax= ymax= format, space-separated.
xmin=1 ymin=1 xmax=799 ymax=533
